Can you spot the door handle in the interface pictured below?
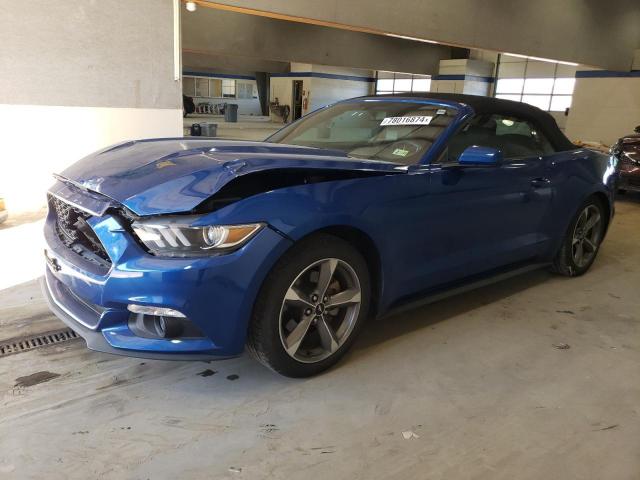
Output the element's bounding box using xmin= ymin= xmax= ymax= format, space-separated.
xmin=530 ymin=177 xmax=551 ymax=188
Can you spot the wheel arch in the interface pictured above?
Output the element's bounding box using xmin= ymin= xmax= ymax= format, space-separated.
xmin=589 ymin=190 xmax=612 ymax=234
xmin=296 ymin=225 xmax=384 ymax=319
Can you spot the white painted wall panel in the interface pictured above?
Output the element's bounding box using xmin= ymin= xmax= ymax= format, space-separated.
xmin=438 ymin=60 xmax=468 ymax=76
xmin=565 ymin=77 xmax=640 ymax=144
xmin=0 ymin=105 xmax=182 ymax=212
xmin=309 ymin=78 xmax=373 ymax=112
xmin=463 ymin=80 xmax=491 ymax=96
xmin=432 ymin=80 xmax=464 ymax=94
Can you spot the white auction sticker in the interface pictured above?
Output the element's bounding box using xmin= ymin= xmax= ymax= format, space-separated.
xmin=380 ymin=116 xmax=433 ymax=126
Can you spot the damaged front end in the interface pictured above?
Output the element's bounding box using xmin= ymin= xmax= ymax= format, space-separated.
xmin=41 ymin=138 xmax=406 ymax=359
xmin=42 ymin=177 xmax=295 ymax=359
xmin=193 ymin=167 xmax=393 ymax=213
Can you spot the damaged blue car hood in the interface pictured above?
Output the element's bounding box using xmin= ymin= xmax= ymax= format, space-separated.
xmin=58 ymin=138 xmax=404 ymax=216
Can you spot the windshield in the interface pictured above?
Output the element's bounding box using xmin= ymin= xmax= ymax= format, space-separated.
xmin=268 ymin=100 xmax=458 ymax=164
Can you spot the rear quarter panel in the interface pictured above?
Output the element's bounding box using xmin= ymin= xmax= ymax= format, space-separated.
xmin=543 ymin=148 xmax=616 ymax=257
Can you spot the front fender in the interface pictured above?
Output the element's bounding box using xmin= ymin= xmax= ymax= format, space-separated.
xmin=194 ymin=175 xmax=412 ymax=312
xmin=195 ymin=175 xmax=401 ymax=239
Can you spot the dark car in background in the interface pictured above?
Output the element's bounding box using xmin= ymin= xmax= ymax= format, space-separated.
xmin=612 ymin=126 xmax=640 ymax=193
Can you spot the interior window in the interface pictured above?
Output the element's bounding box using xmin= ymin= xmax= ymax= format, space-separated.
xmin=446 ymin=113 xmax=555 ymax=162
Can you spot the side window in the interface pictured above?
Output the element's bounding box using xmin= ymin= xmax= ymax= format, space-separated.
xmin=494 ymin=115 xmax=555 ymax=157
xmin=446 ymin=114 xmax=555 ymax=162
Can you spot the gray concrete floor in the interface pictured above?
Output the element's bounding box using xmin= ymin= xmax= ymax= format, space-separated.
xmin=1 ymin=197 xmax=639 ymax=479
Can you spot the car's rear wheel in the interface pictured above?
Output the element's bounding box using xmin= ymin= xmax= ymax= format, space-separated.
xmin=247 ymin=234 xmax=370 ymax=377
xmin=551 ymin=197 xmax=606 ymax=277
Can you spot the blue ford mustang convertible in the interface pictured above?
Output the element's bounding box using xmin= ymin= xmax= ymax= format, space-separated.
xmin=43 ymin=93 xmax=617 ymax=377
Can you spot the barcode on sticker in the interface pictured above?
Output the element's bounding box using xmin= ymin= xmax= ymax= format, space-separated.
xmin=380 ymin=116 xmax=433 ymax=126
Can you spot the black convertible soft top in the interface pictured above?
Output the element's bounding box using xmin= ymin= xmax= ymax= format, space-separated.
xmin=368 ymin=92 xmax=576 ymax=151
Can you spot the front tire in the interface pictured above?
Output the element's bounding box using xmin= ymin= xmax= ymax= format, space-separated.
xmin=551 ymin=196 xmax=606 ymax=277
xmin=247 ymin=234 xmax=370 ymax=377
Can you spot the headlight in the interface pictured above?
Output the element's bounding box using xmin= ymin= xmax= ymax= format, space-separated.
xmin=132 ymin=220 xmax=263 ymax=257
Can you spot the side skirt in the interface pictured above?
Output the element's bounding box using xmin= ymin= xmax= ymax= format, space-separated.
xmin=382 ymin=262 xmax=550 ymax=318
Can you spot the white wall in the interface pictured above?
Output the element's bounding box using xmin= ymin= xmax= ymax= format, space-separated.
xmin=309 ymin=77 xmax=372 ymax=111
xmin=0 ymin=0 xmax=182 ymax=213
xmin=565 ymin=50 xmax=640 ymax=145
xmin=565 ymin=75 xmax=640 ymax=145
xmin=0 ymin=105 xmax=183 ymax=211
xmin=430 ymin=59 xmax=494 ymax=96
xmin=269 ymin=63 xmax=375 ymax=122
xmin=431 ymin=80 xmax=465 ymax=94
xmin=296 ymin=63 xmax=374 ymax=113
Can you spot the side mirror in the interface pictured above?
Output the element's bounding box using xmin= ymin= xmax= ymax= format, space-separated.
xmin=634 ymin=125 xmax=640 ymax=134
xmin=458 ymin=145 xmax=503 ymax=166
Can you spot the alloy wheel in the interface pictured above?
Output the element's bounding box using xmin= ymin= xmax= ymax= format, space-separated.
xmin=279 ymin=258 xmax=362 ymax=363
xmin=572 ymin=204 xmax=602 ymax=268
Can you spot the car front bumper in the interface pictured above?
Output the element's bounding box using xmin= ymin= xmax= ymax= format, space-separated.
xmin=43 ymin=210 xmax=292 ymax=360
xmin=619 ymin=169 xmax=640 ymax=192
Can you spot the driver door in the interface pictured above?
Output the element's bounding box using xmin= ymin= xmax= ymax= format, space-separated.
xmin=412 ymin=114 xmax=555 ymax=287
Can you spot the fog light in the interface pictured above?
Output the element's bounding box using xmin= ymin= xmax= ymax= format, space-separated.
xmin=127 ymin=304 xmax=186 ymax=318
xmin=154 ymin=316 xmax=183 ymax=339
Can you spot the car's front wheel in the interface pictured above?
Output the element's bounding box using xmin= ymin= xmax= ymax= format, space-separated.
xmin=551 ymin=196 xmax=607 ymax=276
xmin=247 ymin=234 xmax=370 ymax=377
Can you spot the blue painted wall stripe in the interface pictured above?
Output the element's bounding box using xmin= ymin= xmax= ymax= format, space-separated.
xmin=183 ymin=71 xmax=256 ymax=80
xmin=432 ymin=74 xmax=494 ymax=83
xmin=575 ymin=70 xmax=640 ymax=78
xmin=270 ymin=71 xmax=376 ymax=82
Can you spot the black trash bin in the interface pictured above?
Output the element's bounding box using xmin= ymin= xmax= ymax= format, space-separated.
xmin=190 ymin=123 xmax=202 ymax=136
xmin=224 ymin=103 xmax=238 ymax=122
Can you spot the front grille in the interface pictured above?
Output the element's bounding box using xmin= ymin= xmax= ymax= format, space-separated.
xmin=48 ymin=195 xmax=112 ymax=268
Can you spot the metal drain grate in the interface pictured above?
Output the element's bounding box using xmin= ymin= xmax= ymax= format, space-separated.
xmin=0 ymin=328 xmax=80 ymax=357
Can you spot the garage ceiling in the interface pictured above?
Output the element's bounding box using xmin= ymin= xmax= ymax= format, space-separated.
xmin=195 ymin=0 xmax=640 ymax=71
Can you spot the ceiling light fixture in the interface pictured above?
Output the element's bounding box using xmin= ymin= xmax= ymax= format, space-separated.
xmin=503 ymin=52 xmax=578 ymax=67
xmin=384 ymin=33 xmax=438 ymax=44
xmin=185 ymin=1 xmax=197 ymax=12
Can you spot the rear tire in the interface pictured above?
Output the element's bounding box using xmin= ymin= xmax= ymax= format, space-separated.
xmin=247 ymin=234 xmax=370 ymax=377
xmin=551 ymin=196 xmax=606 ymax=277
